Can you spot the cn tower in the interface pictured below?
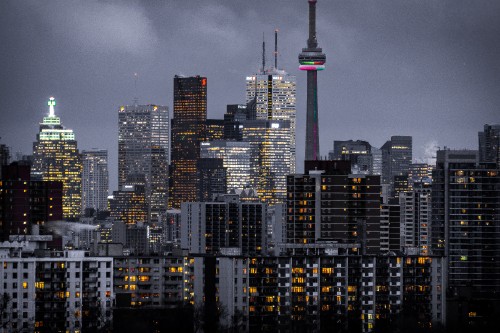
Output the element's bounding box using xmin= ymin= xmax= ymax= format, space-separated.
xmin=299 ymin=0 xmax=326 ymax=161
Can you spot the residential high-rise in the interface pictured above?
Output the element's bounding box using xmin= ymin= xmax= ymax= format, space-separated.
xmin=81 ymin=149 xmax=109 ymax=214
xmin=171 ymin=75 xmax=207 ymax=208
xmin=479 ymin=124 xmax=500 ymax=166
xmin=431 ymin=149 xmax=500 ymax=330
xmin=0 ymin=243 xmax=113 ymax=332
xmin=399 ymin=183 xmax=431 ymax=255
xmin=196 ymin=253 xmax=445 ymax=333
xmin=118 ymin=103 xmax=169 ymax=223
xmin=286 ymin=160 xmax=381 ymax=255
xmin=299 ymin=0 xmax=326 ymax=161
xmin=0 ymin=163 xmax=62 ymax=239
xmin=32 ymin=97 xmax=82 ymax=220
xmin=181 ymin=194 xmax=266 ymax=255
xmin=380 ymin=200 xmax=401 ymax=253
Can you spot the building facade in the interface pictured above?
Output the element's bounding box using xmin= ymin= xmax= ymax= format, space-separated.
xmin=286 ymin=161 xmax=381 ymax=255
xmin=193 ymin=254 xmax=445 ymax=333
xmin=0 ymin=244 xmax=113 ymax=333
xmin=200 ymin=140 xmax=253 ymax=193
xmin=181 ymin=194 xmax=266 ymax=255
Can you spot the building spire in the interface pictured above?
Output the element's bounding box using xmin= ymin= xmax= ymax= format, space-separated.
xmin=48 ymin=97 xmax=56 ymax=117
xmin=307 ymin=0 xmax=318 ymax=49
xmin=262 ymin=32 xmax=266 ymax=74
xmin=133 ymin=72 xmax=139 ymax=105
xmin=274 ymin=29 xmax=279 ymax=70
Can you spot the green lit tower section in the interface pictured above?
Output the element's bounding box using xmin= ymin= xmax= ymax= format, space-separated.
xmin=32 ymin=97 xmax=82 ymax=220
xmin=299 ymin=0 xmax=326 ymax=161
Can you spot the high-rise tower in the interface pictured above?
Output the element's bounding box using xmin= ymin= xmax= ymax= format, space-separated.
xmin=299 ymin=0 xmax=326 ymax=161
xmin=32 ymin=97 xmax=81 ymax=220
xmin=118 ymin=103 xmax=169 ymax=223
xmin=171 ymin=75 xmax=207 ymax=209
xmin=81 ymin=149 xmax=109 ymax=214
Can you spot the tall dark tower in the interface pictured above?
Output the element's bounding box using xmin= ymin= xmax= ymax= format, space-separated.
xmin=299 ymin=0 xmax=326 ymax=161
xmin=170 ymin=75 xmax=207 ymax=209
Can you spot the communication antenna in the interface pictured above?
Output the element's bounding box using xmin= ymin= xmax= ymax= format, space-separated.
xmin=274 ymin=29 xmax=279 ymax=69
xmin=133 ymin=72 xmax=139 ymax=105
xmin=262 ymin=33 xmax=266 ymax=73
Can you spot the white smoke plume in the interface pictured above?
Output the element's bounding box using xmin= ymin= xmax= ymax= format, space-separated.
xmin=45 ymin=221 xmax=98 ymax=236
xmin=423 ymin=140 xmax=439 ymax=166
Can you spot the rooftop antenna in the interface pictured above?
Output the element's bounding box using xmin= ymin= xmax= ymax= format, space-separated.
xmin=262 ymin=32 xmax=266 ymax=74
xmin=274 ymin=29 xmax=279 ymax=70
xmin=133 ymin=72 xmax=139 ymax=105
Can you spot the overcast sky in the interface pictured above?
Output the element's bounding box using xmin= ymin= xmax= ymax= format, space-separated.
xmin=1 ymin=0 xmax=499 ymax=191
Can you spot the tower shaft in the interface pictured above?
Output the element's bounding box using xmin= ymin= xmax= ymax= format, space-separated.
xmin=305 ymin=70 xmax=319 ymax=160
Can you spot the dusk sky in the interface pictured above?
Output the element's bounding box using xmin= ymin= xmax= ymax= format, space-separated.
xmin=1 ymin=0 xmax=499 ymax=191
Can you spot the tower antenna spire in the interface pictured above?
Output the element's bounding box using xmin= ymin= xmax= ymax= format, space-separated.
xmin=262 ymin=32 xmax=266 ymax=74
xmin=133 ymin=72 xmax=139 ymax=105
xmin=274 ymin=29 xmax=279 ymax=70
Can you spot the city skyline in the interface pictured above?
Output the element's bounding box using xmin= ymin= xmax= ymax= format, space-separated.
xmin=1 ymin=0 xmax=500 ymax=192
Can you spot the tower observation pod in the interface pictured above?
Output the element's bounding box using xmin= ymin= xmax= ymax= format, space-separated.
xmin=299 ymin=0 xmax=326 ymax=161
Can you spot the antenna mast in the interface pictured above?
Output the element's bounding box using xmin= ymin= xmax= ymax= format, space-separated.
xmin=274 ymin=29 xmax=278 ymax=69
xmin=133 ymin=72 xmax=139 ymax=105
xmin=262 ymin=33 xmax=266 ymax=73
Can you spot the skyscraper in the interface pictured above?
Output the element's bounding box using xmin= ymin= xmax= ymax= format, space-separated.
xmin=118 ymin=103 xmax=169 ymax=223
xmin=240 ymin=119 xmax=291 ymax=204
xmin=32 ymin=97 xmax=82 ymax=220
xmin=380 ymin=135 xmax=412 ymax=197
xmin=245 ymin=71 xmax=296 ymax=173
xmin=81 ymin=149 xmax=109 ymax=214
xmin=299 ymin=0 xmax=326 ymax=161
xmin=171 ymin=75 xmax=207 ymax=208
